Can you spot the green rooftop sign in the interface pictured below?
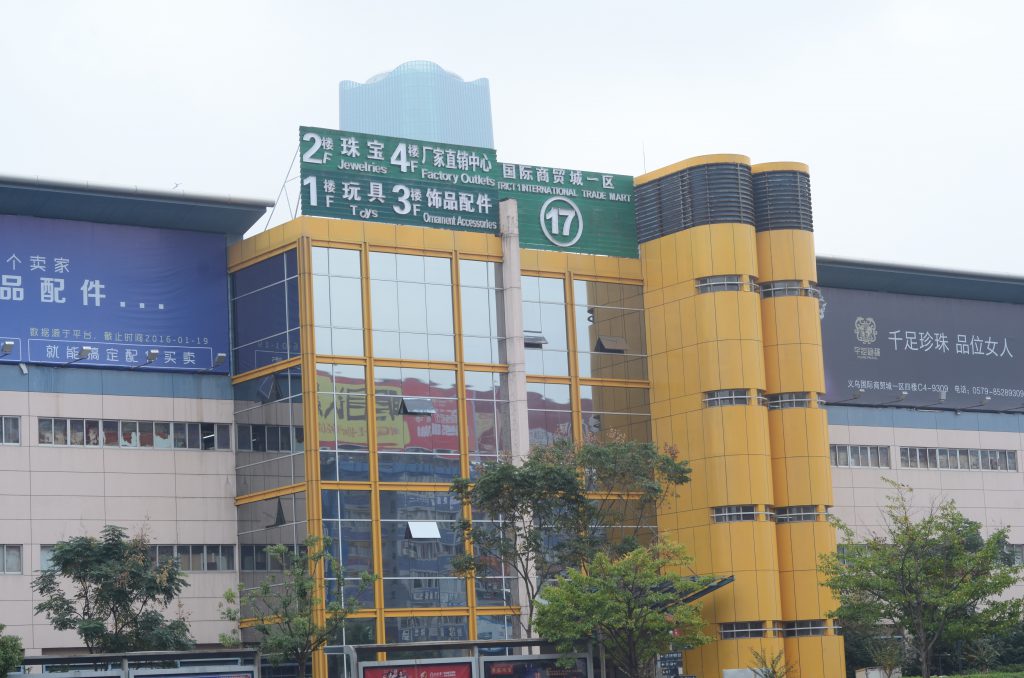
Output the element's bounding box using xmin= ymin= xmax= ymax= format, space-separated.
xmin=298 ymin=126 xmax=638 ymax=257
xmin=299 ymin=126 xmax=499 ymax=232
xmin=498 ymin=162 xmax=636 ymax=257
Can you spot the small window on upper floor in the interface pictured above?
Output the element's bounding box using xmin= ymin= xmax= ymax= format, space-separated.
xmin=712 ymin=505 xmax=758 ymax=523
xmin=720 ymin=621 xmax=766 ymax=639
xmin=704 ymin=389 xmax=764 ymax=407
xmin=778 ymin=620 xmax=832 ymax=637
xmin=766 ymin=392 xmax=817 ymax=409
xmin=830 ymin=445 xmax=891 ymax=468
xmin=775 ymin=505 xmax=826 ymax=523
xmin=1 ymin=545 xmax=22 ymax=574
xmin=1 ymin=416 xmax=18 ymax=445
xmin=696 ymin=275 xmax=759 ymax=294
xmin=760 ymin=280 xmax=821 ymax=299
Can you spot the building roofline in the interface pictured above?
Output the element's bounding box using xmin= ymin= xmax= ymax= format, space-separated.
xmin=0 ymin=174 xmax=274 ymax=237
xmin=0 ymin=174 xmax=273 ymax=209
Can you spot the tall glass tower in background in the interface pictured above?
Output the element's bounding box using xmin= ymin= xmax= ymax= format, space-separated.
xmin=339 ymin=60 xmax=495 ymax=148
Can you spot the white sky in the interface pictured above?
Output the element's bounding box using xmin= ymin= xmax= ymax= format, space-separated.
xmin=2 ymin=1 xmax=1022 ymax=273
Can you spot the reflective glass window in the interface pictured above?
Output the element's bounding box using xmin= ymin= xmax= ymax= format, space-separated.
xmin=379 ymin=491 xmax=466 ymax=608
xmin=234 ymin=366 xmax=306 ymax=496
xmin=384 ymin=616 xmax=468 ymax=643
xmin=231 ymin=251 xmax=301 ymax=374
xmin=321 ymin=490 xmax=374 ymax=607
xmin=460 ymin=260 xmax=505 ymax=365
xmin=573 ymin=280 xmax=647 ymax=380
xmin=370 ymin=253 xmax=454 ymax=361
xmin=465 ymin=371 xmax=511 ymax=477
xmin=579 ymin=385 xmax=651 ymax=442
xmin=375 ymin=368 xmax=460 ymax=482
xmin=477 ymin=615 xmax=520 ymax=641
xmin=527 ymin=381 xmax=572 ymax=445
xmin=522 ymin=276 xmax=568 ymax=376
xmin=317 ymin=363 xmax=369 ymax=482
xmin=313 ymin=247 xmax=364 ymax=357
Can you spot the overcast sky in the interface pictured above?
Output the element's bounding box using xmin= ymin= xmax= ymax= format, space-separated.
xmin=2 ymin=1 xmax=1022 ymax=273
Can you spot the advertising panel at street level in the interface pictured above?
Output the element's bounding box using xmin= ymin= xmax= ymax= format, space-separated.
xmin=363 ymin=662 xmax=472 ymax=678
xmin=0 ymin=214 xmax=230 ymax=372
xmin=820 ymin=286 xmax=1024 ymax=409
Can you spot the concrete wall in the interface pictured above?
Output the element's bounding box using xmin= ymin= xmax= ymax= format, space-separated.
xmin=0 ymin=368 xmax=237 ymax=654
xmin=829 ymin=407 xmax=1024 ymax=600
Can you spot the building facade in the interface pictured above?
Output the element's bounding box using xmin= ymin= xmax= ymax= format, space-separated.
xmin=0 ymin=176 xmax=271 ymax=653
xmin=4 ymin=147 xmax=1024 ymax=678
xmin=339 ymin=61 xmax=495 ymax=148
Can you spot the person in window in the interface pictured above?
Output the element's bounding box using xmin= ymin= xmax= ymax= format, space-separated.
xmin=154 ymin=423 xmax=172 ymax=449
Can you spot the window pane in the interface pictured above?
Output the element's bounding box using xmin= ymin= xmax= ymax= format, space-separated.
xmin=4 ymin=545 xmax=22 ymax=574
xmin=39 ymin=418 xmax=53 ymax=444
xmin=201 ymin=423 xmax=216 ymax=450
xmin=187 ymin=423 xmax=201 ymax=449
xmin=85 ymin=420 xmax=100 ymax=446
xmin=69 ymin=419 xmax=85 ymax=446
xmin=103 ymin=420 xmax=119 ymax=446
xmin=329 ymin=277 xmax=363 ymax=330
xmin=121 ymin=421 xmax=138 ymax=447
xmin=173 ymin=423 xmax=188 ymax=449
xmin=138 ymin=421 xmax=154 ymax=448
xmin=53 ymin=419 xmax=67 ymax=445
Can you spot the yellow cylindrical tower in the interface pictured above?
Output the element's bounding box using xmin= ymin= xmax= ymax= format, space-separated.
xmin=753 ymin=162 xmax=844 ymax=677
xmin=638 ymin=155 xmax=783 ymax=677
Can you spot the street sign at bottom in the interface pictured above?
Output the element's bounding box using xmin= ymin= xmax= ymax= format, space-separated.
xmin=658 ymin=652 xmax=682 ymax=677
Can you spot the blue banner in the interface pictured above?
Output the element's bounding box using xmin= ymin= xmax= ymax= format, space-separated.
xmin=0 ymin=215 xmax=230 ymax=373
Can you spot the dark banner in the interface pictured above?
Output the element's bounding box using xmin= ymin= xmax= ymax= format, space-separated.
xmin=484 ymin=657 xmax=587 ymax=678
xmin=820 ymin=286 xmax=1024 ymax=409
xmin=0 ymin=215 xmax=230 ymax=372
xmin=363 ymin=662 xmax=472 ymax=678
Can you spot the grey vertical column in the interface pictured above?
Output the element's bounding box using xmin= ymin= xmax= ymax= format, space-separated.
xmin=500 ymin=198 xmax=530 ymax=463
xmin=500 ymin=200 xmax=536 ymax=639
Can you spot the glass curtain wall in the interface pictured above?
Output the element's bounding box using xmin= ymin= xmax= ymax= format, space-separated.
xmin=234 ymin=243 xmax=652 ymax=650
xmin=312 ymin=245 xmax=511 ymax=645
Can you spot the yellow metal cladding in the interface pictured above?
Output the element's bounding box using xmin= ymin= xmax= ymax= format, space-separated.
xmin=641 ymin=154 xmax=784 ymax=676
xmin=753 ymin=162 xmax=844 ymax=678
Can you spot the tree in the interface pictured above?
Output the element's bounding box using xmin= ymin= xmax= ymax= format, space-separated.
xmin=219 ymin=537 xmax=373 ymax=678
xmin=32 ymin=525 xmax=193 ymax=652
xmin=533 ymin=544 xmax=710 ymax=678
xmin=450 ymin=437 xmax=691 ymax=635
xmin=749 ymin=649 xmax=796 ymax=678
xmin=0 ymin=624 xmax=24 ymax=677
xmin=819 ymin=481 xmax=1024 ymax=678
